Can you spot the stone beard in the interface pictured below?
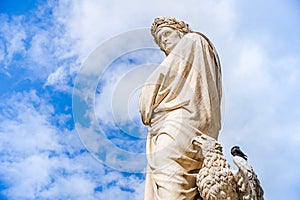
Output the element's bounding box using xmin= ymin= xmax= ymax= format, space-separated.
xmin=139 ymin=17 xmax=222 ymax=200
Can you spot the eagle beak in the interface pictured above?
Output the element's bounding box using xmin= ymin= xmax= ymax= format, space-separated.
xmin=191 ymin=137 xmax=202 ymax=146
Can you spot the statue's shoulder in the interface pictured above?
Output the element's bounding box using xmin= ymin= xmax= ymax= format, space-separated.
xmin=187 ymin=32 xmax=218 ymax=53
xmin=182 ymin=32 xmax=201 ymax=40
xmin=182 ymin=32 xmax=210 ymax=45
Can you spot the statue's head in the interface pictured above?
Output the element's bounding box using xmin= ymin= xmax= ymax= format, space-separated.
xmin=151 ymin=17 xmax=192 ymax=55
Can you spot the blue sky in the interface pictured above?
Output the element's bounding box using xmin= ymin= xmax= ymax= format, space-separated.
xmin=0 ymin=0 xmax=300 ymax=199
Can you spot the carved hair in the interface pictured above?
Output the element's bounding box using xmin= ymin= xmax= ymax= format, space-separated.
xmin=151 ymin=17 xmax=192 ymax=43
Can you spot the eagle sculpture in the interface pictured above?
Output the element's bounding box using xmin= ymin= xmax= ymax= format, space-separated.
xmin=192 ymin=134 xmax=264 ymax=200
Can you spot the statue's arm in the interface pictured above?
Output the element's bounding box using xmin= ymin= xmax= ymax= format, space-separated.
xmin=139 ymin=72 xmax=164 ymax=125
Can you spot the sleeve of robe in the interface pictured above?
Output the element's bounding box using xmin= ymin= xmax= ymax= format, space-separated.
xmin=139 ymin=32 xmax=222 ymax=139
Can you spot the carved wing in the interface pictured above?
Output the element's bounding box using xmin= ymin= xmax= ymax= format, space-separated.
xmin=232 ymin=156 xmax=264 ymax=200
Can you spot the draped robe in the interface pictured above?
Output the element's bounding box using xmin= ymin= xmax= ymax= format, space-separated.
xmin=139 ymin=32 xmax=222 ymax=200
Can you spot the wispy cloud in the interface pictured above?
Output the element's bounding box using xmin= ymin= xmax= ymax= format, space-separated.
xmin=0 ymin=90 xmax=145 ymax=199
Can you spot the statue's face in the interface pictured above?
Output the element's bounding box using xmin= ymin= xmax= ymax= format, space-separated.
xmin=155 ymin=26 xmax=183 ymax=55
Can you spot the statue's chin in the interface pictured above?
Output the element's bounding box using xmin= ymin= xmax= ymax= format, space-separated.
xmin=164 ymin=48 xmax=172 ymax=55
xmin=163 ymin=50 xmax=170 ymax=56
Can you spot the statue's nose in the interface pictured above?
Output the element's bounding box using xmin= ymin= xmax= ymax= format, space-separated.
xmin=162 ymin=40 xmax=168 ymax=49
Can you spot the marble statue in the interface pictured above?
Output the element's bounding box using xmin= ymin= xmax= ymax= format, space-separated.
xmin=139 ymin=16 xmax=264 ymax=200
xmin=139 ymin=17 xmax=222 ymax=200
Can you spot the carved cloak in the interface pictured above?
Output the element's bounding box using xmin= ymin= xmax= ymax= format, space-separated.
xmin=139 ymin=32 xmax=222 ymax=200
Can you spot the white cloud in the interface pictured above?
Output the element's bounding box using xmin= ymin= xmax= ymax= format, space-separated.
xmin=0 ymin=15 xmax=27 ymax=69
xmin=51 ymin=0 xmax=238 ymax=64
xmin=0 ymin=4 xmax=79 ymax=86
xmin=94 ymin=53 xmax=161 ymax=126
xmin=231 ymin=41 xmax=270 ymax=94
xmin=0 ymin=91 xmax=145 ymax=199
xmin=44 ymin=66 xmax=71 ymax=91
